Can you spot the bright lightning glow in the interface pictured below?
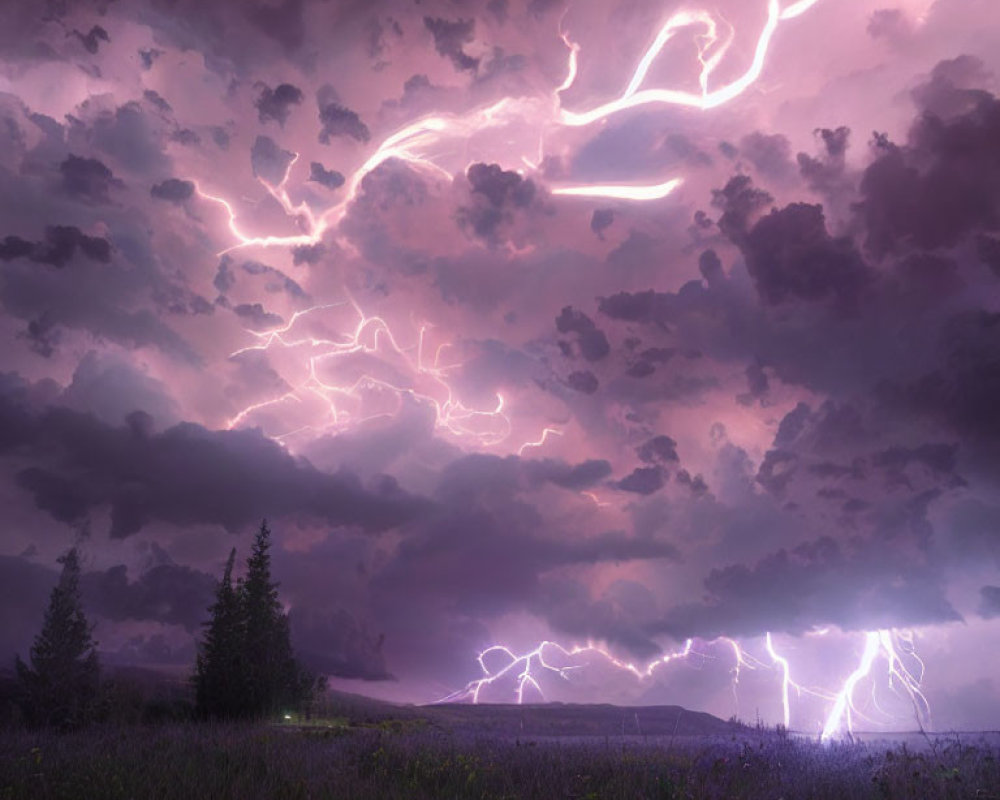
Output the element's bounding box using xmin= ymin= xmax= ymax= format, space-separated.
xmin=193 ymin=0 xmax=825 ymax=256
xmin=765 ymin=632 xmax=793 ymax=728
xmin=558 ymin=0 xmax=817 ymax=126
xmin=552 ymin=179 xmax=682 ymax=201
xmin=516 ymin=427 xmax=564 ymax=456
xmin=200 ymin=0 xmax=824 ymax=454
xmin=779 ymin=0 xmax=823 ymax=21
xmin=226 ymin=302 xmax=522 ymax=448
xmin=446 ymin=628 xmax=931 ymax=740
xmin=438 ymin=639 xmax=694 ymax=705
xmin=821 ymin=632 xmax=881 ymax=741
xmin=820 ymin=630 xmax=931 ymax=741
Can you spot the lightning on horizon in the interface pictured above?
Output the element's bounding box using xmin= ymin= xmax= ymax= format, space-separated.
xmin=190 ymin=0 xmax=942 ymax=739
xmin=445 ymin=627 xmax=931 ymax=741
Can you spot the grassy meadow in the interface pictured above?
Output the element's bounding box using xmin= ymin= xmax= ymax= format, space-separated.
xmin=2 ymin=699 xmax=999 ymax=799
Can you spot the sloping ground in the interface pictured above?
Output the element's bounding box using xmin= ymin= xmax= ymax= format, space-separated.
xmin=420 ymin=702 xmax=733 ymax=737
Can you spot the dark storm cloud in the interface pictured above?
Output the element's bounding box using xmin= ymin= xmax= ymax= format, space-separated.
xmin=653 ymin=531 xmax=962 ymax=640
xmin=715 ymin=180 xmax=872 ymax=309
xmin=467 ymin=163 xmax=536 ymax=209
xmin=738 ymin=360 xmax=769 ymax=405
xmin=103 ymin=634 xmax=194 ymax=668
xmin=254 ymin=82 xmax=304 ymax=126
xmin=423 ymin=17 xmax=479 ymax=73
xmin=250 ymin=135 xmax=295 ymax=185
xmin=240 ymin=259 xmax=306 ymax=299
xmin=555 ymin=306 xmax=610 ymax=362
xmin=590 ymin=208 xmax=614 ymax=237
xmin=289 ymin=607 xmax=392 ymax=680
xmin=150 ymin=178 xmax=194 ymax=204
xmin=433 ymin=453 xmax=613 ymax=499
xmin=0 ymin=555 xmax=57 ymax=663
xmin=376 ymin=503 xmax=675 ymax=625
xmin=173 ymin=130 xmax=199 ymax=148
xmin=675 ymin=469 xmax=709 ymax=496
xmin=1 ymin=253 xmax=200 ymax=362
xmin=523 ymin=458 xmax=613 ymax=491
xmin=797 ymin=126 xmax=851 ymax=194
xmin=338 ymin=159 xmax=431 ymax=274
xmin=0 ymin=0 xmax=997 ymax=715
xmin=909 ymin=54 xmax=992 ymax=120
xmin=60 ymin=154 xmax=120 ymax=202
xmin=0 ymin=383 xmax=429 ymax=537
xmin=292 ymin=243 xmax=325 ymax=265
xmin=318 ymin=102 xmax=370 ymax=144
xmin=213 ymin=259 xmax=236 ymax=294
xmin=86 ymin=102 xmax=170 ymax=174
xmin=636 ymin=435 xmax=679 ymax=465
xmin=71 ymin=25 xmax=110 ymax=55
xmin=566 ymin=369 xmax=599 ymax=394
xmin=0 ymin=225 xmax=111 ymax=267
xmin=143 ymin=90 xmax=172 ymax=114
xmin=233 ymin=302 xmax=285 ymax=330
xmin=739 ymin=131 xmax=794 ymax=179
xmin=867 ymin=9 xmax=914 ymax=45
xmin=884 ymin=309 xmax=1000 ymax=447
xmin=754 ymin=400 xmax=966 ymax=504
xmin=614 ymin=466 xmax=665 ymax=495
xmin=138 ymin=48 xmax=162 ymax=70
xmin=859 ymin=57 xmax=1000 ymax=257
xmin=977 ymin=234 xmax=1000 ymax=275
xmin=81 ymin=562 xmax=216 ymax=632
xmin=358 ymin=453 xmax=679 ymax=663
xmin=598 ymin=289 xmax=673 ymax=323
xmin=979 ymin=586 xmax=1000 ymax=619
xmin=308 ymin=161 xmax=345 ymax=190
xmin=246 ymin=0 xmax=306 ymax=52
xmin=539 ymin=579 xmax=662 ymax=658
xmin=457 ymin=162 xmax=536 ymax=243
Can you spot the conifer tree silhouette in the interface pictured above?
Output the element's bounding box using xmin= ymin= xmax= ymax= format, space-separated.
xmin=240 ymin=520 xmax=308 ymax=717
xmin=195 ymin=522 xmax=311 ymax=718
xmin=194 ymin=547 xmax=247 ymax=718
xmin=15 ymin=548 xmax=99 ymax=729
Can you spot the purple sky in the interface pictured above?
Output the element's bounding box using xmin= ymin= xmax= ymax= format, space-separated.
xmin=1 ymin=0 xmax=999 ymax=734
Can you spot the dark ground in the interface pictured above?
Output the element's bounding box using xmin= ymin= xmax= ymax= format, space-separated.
xmin=2 ymin=693 xmax=1000 ymax=799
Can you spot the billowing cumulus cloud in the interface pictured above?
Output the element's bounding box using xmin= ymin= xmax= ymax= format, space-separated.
xmin=150 ymin=178 xmax=195 ymax=204
xmin=1 ymin=0 xmax=999 ymax=730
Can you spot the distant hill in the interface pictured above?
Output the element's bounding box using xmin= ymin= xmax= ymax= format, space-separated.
xmin=420 ymin=703 xmax=734 ymax=737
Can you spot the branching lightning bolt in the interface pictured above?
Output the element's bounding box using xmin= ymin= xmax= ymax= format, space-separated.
xmin=225 ymin=302 xmax=522 ymax=448
xmin=192 ymin=0 xmax=824 ymax=256
xmin=446 ymin=628 xmax=931 ymax=740
xmin=437 ymin=639 xmax=695 ymax=705
xmin=201 ymin=0 xmax=824 ymax=451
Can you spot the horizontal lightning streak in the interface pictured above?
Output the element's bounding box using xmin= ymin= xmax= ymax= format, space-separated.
xmin=446 ymin=627 xmax=929 ymax=741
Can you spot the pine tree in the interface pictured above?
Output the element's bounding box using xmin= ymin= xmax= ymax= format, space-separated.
xmin=194 ymin=523 xmax=311 ymax=720
xmin=15 ymin=548 xmax=99 ymax=729
xmin=194 ymin=548 xmax=247 ymax=718
xmin=239 ymin=520 xmax=308 ymax=717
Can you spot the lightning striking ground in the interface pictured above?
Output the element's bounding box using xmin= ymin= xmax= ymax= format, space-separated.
xmin=446 ymin=628 xmax=931 ymax=740
xmin=194 ymin=0 xmax=935 ymax=734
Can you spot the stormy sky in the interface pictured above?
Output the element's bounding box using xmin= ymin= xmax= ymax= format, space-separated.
xmin=1 ymin=0 xmax=999 ymax=733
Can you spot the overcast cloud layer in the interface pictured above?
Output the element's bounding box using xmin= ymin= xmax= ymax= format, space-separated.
xmin=1 ymin=0 xmax=999 ymax=731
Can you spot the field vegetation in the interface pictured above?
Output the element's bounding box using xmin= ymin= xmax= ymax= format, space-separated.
xmin=2 ymin=697 xmax=999 ymax=800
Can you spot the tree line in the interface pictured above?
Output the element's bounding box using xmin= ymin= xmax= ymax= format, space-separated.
xmin=12 ymin=520 xmax=315 ymax=728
